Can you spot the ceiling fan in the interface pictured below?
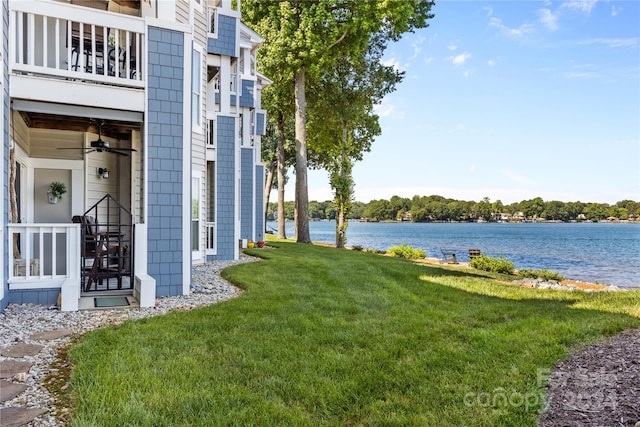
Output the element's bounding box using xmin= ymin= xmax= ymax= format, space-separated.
xmin=59 ymin=119 xmax=136 ymax=156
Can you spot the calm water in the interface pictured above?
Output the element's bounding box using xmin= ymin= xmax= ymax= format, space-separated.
xmin=268 ymin=221 xmax=640 ymax=288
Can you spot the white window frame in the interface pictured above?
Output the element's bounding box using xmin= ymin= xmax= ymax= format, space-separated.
xmin=192 ymin=171 xmax=203 ymax=260
xmin=191 ymin=44 xmax=204 ymax=134
xmin=207 ymin=118 xmax=216 ymax=147
xmin=208 ymin=7 xmax=218 ymax=38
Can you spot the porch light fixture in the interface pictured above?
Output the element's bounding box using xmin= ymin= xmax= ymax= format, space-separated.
xmin=98 ymin=167 xmax=110 ymax=179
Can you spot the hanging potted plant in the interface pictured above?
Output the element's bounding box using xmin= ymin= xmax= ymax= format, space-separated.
xmin=48 ymin=181 xmax=67 ymax=204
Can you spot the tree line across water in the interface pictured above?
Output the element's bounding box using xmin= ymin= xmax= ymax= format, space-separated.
xmin=267 ymin=196 xmax=640 ymax=223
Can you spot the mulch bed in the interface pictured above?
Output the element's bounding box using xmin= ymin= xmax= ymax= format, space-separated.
xmin=539 ymin=328 xmax=640 ymax=427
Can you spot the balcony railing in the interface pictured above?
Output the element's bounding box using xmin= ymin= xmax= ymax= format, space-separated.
xmin=8 ymin=223 xmax=80 ymax=284
xmin=212 ymin=73 xmax=237 ymax=93
xmin=9 ymin=0 xmax=145 ymax=88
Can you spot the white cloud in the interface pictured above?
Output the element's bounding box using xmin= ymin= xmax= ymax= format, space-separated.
xmin=483 ymin=6 xmax=493 ymax=17
xmin=448 ymin=43 xmax=457 ymax=51
xmin=561 ymin=0 xmax=598 ymax=14
xmin=488 ymin=59 xmax=497 ymax=67
xmin=409 ymin=36 xmax=425 ymax=60
xmin=448 ymin=123 xmax=466 ymax=134
xmin=452 ymin=52 xmax=471 ymax=66
xmin=611 ymin=5 xmax=619 ymax=16
xmin=575 ymin=38 xmax=638 ymax=48
xmin=469 ymin=164 xmax=476 ymax=173
xmin=562 ymin=71 xmax=600 ymax=79
xmin=503 ymin=170 xmax=535 ymax=185
xmin=425 ymin=57 xmax=435 ymax=64
xmin=373 ymin=102 xmax=396 ymax=118
xmin=489 ymin=17 xmax=535 ymax=37
xmin=463 ymin=70 xmax=472 ymax=78
xmin=538 ymin=8 xmax=559 ymax=31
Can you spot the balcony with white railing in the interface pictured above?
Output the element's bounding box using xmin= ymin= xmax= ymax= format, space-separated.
xmin=9 ymin=0 xmax=145 ymax=89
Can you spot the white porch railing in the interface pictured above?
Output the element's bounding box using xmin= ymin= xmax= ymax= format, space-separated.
xmin=8 ymin=223 xmax=80 ymax=284
xmin=206 ymin=222 xmax=216 ymax=251
xmin=9 ymin=0 xmax=145 ymax=88
xmin=213 ymin=73 xmax=237 ymax=93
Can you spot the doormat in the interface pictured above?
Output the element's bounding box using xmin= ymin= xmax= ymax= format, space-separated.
xmin=94 ymin=297 xmax=130 ymax=308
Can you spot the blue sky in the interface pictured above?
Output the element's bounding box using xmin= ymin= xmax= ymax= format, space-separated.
xmin=281 ymin=0 xmax=639 ymax=205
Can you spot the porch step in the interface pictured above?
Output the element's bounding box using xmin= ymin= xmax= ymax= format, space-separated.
xmin=79 ymin=295 xmax=139 ymax=310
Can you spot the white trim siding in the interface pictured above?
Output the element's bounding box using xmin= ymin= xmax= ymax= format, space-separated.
xmin=182 ymin=31 xmax=193 ymax=295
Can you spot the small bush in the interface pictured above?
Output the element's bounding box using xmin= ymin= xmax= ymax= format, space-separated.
xmin=351 ymin=245 xmax=364 ymax=251
xmin=470 ymin=255 xmax=515 ymax=275
xmin=387 ymin=244 xmax=426 ymax=260
xmin=518 ymin=269 xmax=565 ymax=282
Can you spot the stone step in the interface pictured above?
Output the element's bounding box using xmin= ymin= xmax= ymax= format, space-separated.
xmin=0 ymin=343 xmax=43 ymax=358
xmin=0 ymin=360 xmax=32 ymax=379
xmin=0 ymin=380 xmax=28 ymax=402
xmin=0 ymin=330 xmax=56 ymax=427
xmin=0 ymin=406 xmax=48 ymax=427
xmin=29 ymin=328 xmax=72 ymax=341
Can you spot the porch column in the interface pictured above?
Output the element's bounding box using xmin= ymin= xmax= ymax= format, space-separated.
xmin=145 ymin=25 xmax=189 ymax=296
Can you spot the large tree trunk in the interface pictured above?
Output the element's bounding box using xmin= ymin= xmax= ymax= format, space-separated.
xmin=294 ymin=66 xmax=311 ymax=243
xmin=335 ymin=122 xmax=349 ymax=248
xmin=276 ymin=112 xmax=287 ymax=239
xmin=264 ymin=159 xmax=276 ymax=235
xmin=336 ymin=209 xmax=346 ymax=248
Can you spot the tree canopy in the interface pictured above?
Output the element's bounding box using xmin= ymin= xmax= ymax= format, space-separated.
xmin=267 ymin=197 xmax=640 ymax=223
xmin=243 ymin=0 xmax=435 ymax=243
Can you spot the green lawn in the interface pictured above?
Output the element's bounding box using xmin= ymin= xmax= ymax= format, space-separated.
xmin=66 ymin=241 xmax=640 ymax=426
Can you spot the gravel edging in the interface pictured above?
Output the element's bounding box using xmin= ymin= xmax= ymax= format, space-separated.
xmin=0 ymin=256 xmax=255 ymax=427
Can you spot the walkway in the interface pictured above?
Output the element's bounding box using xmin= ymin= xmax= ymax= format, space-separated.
xmin=1 ymin=329 xmax=71 ymax=426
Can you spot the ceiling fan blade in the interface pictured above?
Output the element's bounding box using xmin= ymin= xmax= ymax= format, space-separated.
xmin=106 ymin=149 xmax=129 ymax=156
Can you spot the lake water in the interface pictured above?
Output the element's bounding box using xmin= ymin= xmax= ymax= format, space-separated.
xmin=267 ymin=221 xmax=640 ymax=289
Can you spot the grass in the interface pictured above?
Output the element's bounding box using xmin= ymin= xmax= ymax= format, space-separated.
xmin=65 ymin=241 xmax=640 ymax=426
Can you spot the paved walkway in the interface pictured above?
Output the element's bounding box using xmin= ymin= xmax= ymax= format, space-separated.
xmin=0 ymin=328 xmax=71 ymax=427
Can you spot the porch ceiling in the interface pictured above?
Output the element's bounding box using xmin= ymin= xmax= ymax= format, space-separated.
xmin=18 ymin=111 xmax=139 ymax=140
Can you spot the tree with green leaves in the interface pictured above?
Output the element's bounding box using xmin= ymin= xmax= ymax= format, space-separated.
xmin=307 ymin=32 xmax=403 ymax=247
xmin=243 ymin=0 xmax=435 ymax=243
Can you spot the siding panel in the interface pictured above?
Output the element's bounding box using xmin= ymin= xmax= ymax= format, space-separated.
xmin=211 ymin=115 xmax=235 ymax=259
xmin=146 ymin=27 xmax=185 ymax=296
xmin=207 ymin=14 xmax=236 ymax=57
xmin=240 ymin=147 xmax=252 ymax=239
